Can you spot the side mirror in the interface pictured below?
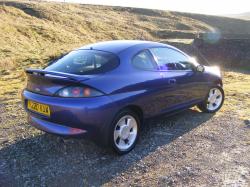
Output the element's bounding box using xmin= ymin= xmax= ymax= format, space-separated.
xmin=196 ymin=65 xmax=205 ymax=72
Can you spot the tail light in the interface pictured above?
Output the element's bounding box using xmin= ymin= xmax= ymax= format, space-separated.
xmin=55 ymin=86 xmax=103 ymax=98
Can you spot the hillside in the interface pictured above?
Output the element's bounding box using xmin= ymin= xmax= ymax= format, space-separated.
xmin=1 ymin=0 xmax=250 ymax=74
xmin=226 ymin=12 xmax=250 ymax=20
xmin=0 ymin=1 xmax=250 ymax=186
xmin=1 ymin=0 xmax=250 ymax=102
xmin=174 ymin=11 xmax=250 ymax=34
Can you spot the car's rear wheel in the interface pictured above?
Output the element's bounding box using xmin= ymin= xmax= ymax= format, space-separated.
xmin=109 ymin=110 xmax=140 ymax=155
xmin=198 ymin=86 xmax=224 ymax=113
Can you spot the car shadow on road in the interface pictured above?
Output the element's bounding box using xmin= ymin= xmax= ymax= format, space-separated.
xmin=0 ymin=108 xmax=214 ymax=186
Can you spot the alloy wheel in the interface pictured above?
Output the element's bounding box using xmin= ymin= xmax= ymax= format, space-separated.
xmin=207 ymin=88 xmax=223 ymax=111
xmin=113 ymin=115 xmax=138 ymax=151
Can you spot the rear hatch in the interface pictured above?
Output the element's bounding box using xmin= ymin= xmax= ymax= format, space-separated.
xmin=25 ymin=69 xmax=93 ymax=96
xmin=25 ymin=49 xmax=119 ymax=96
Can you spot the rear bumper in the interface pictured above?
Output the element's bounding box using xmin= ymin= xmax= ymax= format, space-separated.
xmin=28 ymin=115 xmax=87 ymax=136
xmin=22 ymin=90 xmax=119 ymax=144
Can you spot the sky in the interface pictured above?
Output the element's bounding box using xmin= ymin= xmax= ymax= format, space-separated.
xmin=48 ymin=0 xmax=250 ymax=15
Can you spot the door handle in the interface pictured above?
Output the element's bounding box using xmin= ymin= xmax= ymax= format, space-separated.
xmin=168 ymin=79 xmax=176 ymax=84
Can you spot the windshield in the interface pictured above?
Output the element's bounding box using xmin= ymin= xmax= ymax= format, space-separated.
xmin=45 ymin=50 xmax=119 ymax=75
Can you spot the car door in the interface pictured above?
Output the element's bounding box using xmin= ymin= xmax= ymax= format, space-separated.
xmin=130 ymin=49 xmax=188 ymax=117
xmin=149 ymin=47 xmax=207 ymax=112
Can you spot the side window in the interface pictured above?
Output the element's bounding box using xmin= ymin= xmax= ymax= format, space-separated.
xmin=149 ymin=48 xmax=194 ymax=71
xmin=132 ymin=50 xmax=156 ymax=70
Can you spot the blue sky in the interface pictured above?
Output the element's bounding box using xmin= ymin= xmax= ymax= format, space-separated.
xmin=48 ymin=0 xmax=250 ymax=15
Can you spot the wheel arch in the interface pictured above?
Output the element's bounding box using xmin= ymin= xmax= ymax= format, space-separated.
xmin=214 ymin=78 xmax=223 ymax=87
xmin=120 ymin=105 xmax=144 ymax=123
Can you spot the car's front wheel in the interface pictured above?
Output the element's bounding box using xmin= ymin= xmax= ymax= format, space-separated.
xmin=109 ymin=109 xmax=140 ymax=155
xmin=198 ymin=86 xmax=224 ymax=113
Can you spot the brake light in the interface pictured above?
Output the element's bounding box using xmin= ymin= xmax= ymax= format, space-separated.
xmin=56 ymin=86 xmax=103 ymax=97
xmin=72 ymin=87 xmax=81 ymax=97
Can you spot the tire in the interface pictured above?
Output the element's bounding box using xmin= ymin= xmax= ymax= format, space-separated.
xmin=109 ymin=109 xmax=140 ymax=155
xmin=198 ymin=86 xmax=224 ymax=113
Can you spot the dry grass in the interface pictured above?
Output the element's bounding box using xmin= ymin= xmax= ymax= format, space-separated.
xmin=0 ymin=0 xmax=249 ymax=112
xmin=222 ymin=71 xmax=250 ymax=120
xmin=0 ymin=0 xmax=250 ymax=114
xmin=0 ymin=2 xmax=249 ymax=185
xmin=1 ymin=0 xmax=250 ymax=73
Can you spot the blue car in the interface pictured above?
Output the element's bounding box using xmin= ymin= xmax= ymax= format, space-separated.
xmin=22 ymin=40 xmax=224 ymax=154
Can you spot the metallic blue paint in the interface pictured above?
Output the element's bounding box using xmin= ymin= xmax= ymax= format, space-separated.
xmin=22 ymin=40 xmax=223 ymax=145
xmin=28 ymin=115 xmax=87 ymax=136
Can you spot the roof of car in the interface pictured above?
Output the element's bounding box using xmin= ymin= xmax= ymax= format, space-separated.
xmin=78 ymin=40 xmax=172 ymax=54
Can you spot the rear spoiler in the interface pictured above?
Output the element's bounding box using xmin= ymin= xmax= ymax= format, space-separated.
xmin=25 ymin=69 xmax=91 ymax=81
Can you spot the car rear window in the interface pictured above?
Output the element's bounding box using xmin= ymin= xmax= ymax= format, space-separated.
xmin=45 ymin=50 xmax=119 ymax=75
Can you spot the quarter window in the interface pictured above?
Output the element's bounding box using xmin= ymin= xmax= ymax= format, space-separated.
xmin=149 ymin=48 xmax=194 ymax=71
xmin=132 ymin=50 xmax=156 ymax=70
